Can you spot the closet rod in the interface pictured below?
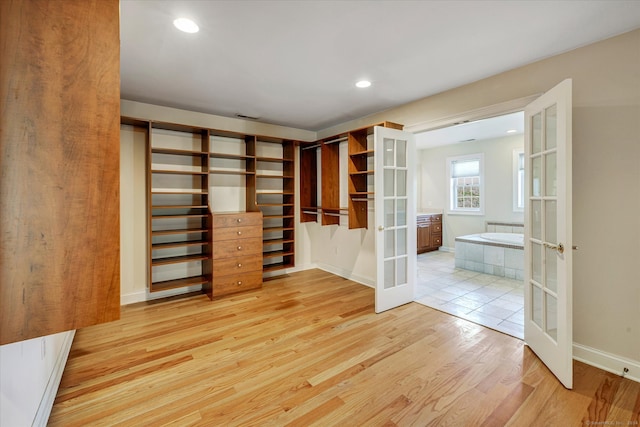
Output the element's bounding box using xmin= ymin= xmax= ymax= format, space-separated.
xmin=322 ymin=136 xmax=347 ymax=145
xmin=301 ymin=144 xmax=321 ymax=151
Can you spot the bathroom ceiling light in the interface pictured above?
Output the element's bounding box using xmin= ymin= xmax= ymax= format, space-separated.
xmin=355 ymin=80 xmax=371 ymax=88
xmin=173 ymin=18 xmax=199 ymax=33
xmin=506 ymin=129 xmax=518 ymax=133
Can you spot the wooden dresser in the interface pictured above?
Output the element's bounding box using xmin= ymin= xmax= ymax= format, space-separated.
xmin=209 ymin=212 xmax=263 ymax=297
xmin=417 ymin=214 xmax=443 ymax=253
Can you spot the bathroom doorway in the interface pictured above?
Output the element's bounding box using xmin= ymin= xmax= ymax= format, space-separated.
xmin=412 ymin=112 xmax=525 ymax=339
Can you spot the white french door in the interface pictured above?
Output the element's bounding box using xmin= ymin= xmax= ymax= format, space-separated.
xmin=524 ymin=79 xmax=573 ymax=389
xmin=374 ymin=126 xmax=416 ymax=313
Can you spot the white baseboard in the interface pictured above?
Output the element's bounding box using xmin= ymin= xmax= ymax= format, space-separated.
xmin=439 ymin=246 xmax=455 ymax=253
xmin=573 ymin=343 xmax=640 ymax=383
xmin=316 ymin=263 xmax=374 ymax=288
xmin=33 ymin=330 xmax=75 ymax=427
xmin=121 ymin=290 xmax=147 ymax=305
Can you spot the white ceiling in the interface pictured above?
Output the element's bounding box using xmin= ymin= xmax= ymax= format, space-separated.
xmin=416 ymin=111 xmax=524 ymax=150
xmin=120 ymin=1 xmax=640 ymax=132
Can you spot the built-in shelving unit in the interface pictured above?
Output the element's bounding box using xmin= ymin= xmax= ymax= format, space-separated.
xmin=122 ymin=117 xmax=298 ymax=298
xmin=147 ymin=122 xmax=212 ymax=294
xmin=299 ymin=122 xmax=403 ymax=230
xmin=256 ymin=138 xmax=296 ymax=272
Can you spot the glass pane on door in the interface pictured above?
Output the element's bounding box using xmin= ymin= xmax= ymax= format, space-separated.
xmin=532 ymin=200 xmax=542 ymax=240
xmin=545 ymin=200 xmax=557 ymax=243
xmin=545 ymin=152 xmax=557 ymax=196
xmin=385 ymin=230 xmax=395 ymax=258
xmin=532 ymin=156 xmax=542 ymax=197
xmin=532 ymin=113 xmax=542 ymax=154
xmin=532 ymin=284 xmax=543 ymax=328
xmin=396 ymin=170 xmax=407 ymax=196
xmin=396 ymin=228 xmax=407 ymax=256
xmin=396 ymin=199 xmax=406 ymax=226
xmin=545 ymin=105 xmax=557 ymax=150
xmin=384 ymin=199 xmax=395 ymax=228
xmin=545 ymin=293 xmax=558 ymax=341
xmin=396 ymin=140 xmax=407 ymax=167
xmin=384 ymin=169 xmax=394 ymax=196
xmin=397 ymin=257 xmax=407 ymax=285
xmin=384 ymin=139 xmax=394 ymax=166
xmin=384 ymin=259 xmax=395 ymax=289
xmin=545 ymin=246 xmax=558 ymax=293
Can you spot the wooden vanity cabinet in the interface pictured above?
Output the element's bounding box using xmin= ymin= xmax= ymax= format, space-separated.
xmin=417 ymin=214 xmax=443 ymax=253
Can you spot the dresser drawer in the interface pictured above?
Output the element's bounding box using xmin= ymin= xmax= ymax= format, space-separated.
xmin=212 ymin=238 xmax=262 ymax=260
xmin=212 ymin=271 xmax=262 ymax=296
xmin=213 ymin=212 xmax=262 ymax=228
xmin=212 ymin=225 xmax=262 ymax=242
xmin=431 ymin=223 xmax=442 ymax=233
xmin=212 ymin=257 xmax=263 ymax=276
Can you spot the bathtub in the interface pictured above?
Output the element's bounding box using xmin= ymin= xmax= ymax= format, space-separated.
xmin=454 ymin=233 xmax=524 ymax=279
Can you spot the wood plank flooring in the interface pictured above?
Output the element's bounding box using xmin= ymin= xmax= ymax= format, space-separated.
xmin=50 ymin=269 xmax=640 ymax=426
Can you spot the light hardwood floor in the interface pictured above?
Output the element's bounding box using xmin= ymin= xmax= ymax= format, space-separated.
xmin=50 ymin=269 xmax=640 ymax=426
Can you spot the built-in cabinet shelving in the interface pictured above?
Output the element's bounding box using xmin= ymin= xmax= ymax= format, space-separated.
xmin=122 ymin=117 xmax=296 ymax=298
xmin=299 ymin=122 xmax=403 ymax=230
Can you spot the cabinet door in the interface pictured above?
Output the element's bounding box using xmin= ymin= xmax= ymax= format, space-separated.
xmin=417 ymin=225 xmax=430 ymax=251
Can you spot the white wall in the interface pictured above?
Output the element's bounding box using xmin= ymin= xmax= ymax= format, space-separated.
xmin=418 ymin=134 xmax=524 ymax=249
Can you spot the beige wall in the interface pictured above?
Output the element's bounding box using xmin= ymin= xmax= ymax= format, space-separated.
xmin=318 ymin=29 xmax=640 ymax=367
xmin=418 ymin=134 xmax=525 ymax=249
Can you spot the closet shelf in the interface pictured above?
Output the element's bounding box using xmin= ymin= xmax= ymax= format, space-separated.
xmin=152 ymin=147 xmax=208 ymax=156
xmin=151 ymin=254 xmax=210 ymax=266
xmin=151 ymin=214 xmax=208 ymax=220
xmin=209 ymin=153 xmax=255 ymax=160
xmin=151 ymin=228 xmax=209 ymax=236
xmin=263 ymin=238 xmax=295 ymax=246
xmin=256 ymin=156 xmax=294 ymax=163
xmin=151 ymin=169 xmax=207 ymax=175
xmin=349 ymin=149 xmax=374 ymax=157
xmin=151 ymin=190 xmax=208 ymax=195
xmin=349 ymin=170 xmax=375 ymax=176
xmin=152 ymin=205 xmax=208 ymax=209
xmin=263 ymin=250 xmax=295 ymax=259
xmin=263 ymin=261 xmax=295 ymax=273
xmin=152 ymin=240 xmax=209 ymax=250
xmin=209 ymin=170 xmax=255 ymax=175
xmin=150 ymin=276 xmax=210 ymax=293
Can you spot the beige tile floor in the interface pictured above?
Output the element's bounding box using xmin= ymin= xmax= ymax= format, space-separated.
xmin=415 ymin=250 xmax=524 ymax=339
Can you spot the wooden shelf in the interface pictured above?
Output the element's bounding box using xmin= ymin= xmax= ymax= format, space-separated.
xmin=263 ymin=250 xmax=295 ymax=258
xmin=151 ymin=228 xmax=208 ymax=236
xmin=349 ymin=149 xmax=374 ymax=157
xmin=263 ymin=238 xmax=295 ymax=246
xmin=263 ymin=226 xmax=295 ymax=233
xmin=152 ymin=147 xmax=208 ymax=156
xmin=263 ymin=261 xmax=295 ymax=272
xmin=257 ymin=203 xmax=294 ymax=207
xmin=209 ymin=170 xmax=255 ymax=175
xmin=151 ymin=190 xmax=208 ymax=195
xmin=350 ymin=170 xmax=374 ymax=176
xmin=151 ymin=169 xmax=207 ymax=175
xmin=263 ymin=214 xmax=294 ymax=219
xmin=152 ymin=205 xmax=208 ymax=209
xmin=256 ymin=174 xmax=294 ymax=179
xmin=150 ymin=276 xmax=209 ymax=293
xmin=151 ymin=254 xmax=210 ymax=266
xmin=256 ymin=156 xmax=294 ymax=163
xmin=152 ymin=214 xmax=208 ymax=220
xmin=152 ymin=240 xmax=209 ymax=250
xmin=209 ymin=153 xmax=254 ymax=160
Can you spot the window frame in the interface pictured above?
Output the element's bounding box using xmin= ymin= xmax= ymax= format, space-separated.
xmin=446 ymin=153 xmax=485 ymax=216
xmin=513 ymin=149 xmax=525 ymax=212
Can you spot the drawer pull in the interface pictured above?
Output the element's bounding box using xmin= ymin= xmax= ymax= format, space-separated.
xmin=237 ymin=231 xmax=242 ymax=236
xmin=237 ymin=281 xmax=242 ymax=286
xmin=237 ymin=263 xmax=242 ymax=268
xmin=237 ymin=246 xmax=242 ymax=250
xmin=237 ymin=218 xmax=242 ymax=223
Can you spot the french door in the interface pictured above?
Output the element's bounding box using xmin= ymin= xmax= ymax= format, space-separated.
xmin=524 ymin=79 xmax=573 ymax=389
xmin=374 ymin=126 xmax=416 ymax=313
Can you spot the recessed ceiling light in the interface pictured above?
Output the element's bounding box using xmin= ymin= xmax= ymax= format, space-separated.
xmin=173 ymin=18 xmax=199 ymax=33
xmin=356 ymin=80 xmax=371 ymax=88
xmin=506 ymin=129 xmax=518 ymax=133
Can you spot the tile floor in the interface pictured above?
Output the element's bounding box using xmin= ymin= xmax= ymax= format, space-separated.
xmin=415 ymin=250 xmax=524 ymax=339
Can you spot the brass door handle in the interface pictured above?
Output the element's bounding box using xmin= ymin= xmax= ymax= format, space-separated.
xmin=378 ymin=225 xmax=384 ymax=231
xmin=544 ymin=242 xmax=564 ymax=254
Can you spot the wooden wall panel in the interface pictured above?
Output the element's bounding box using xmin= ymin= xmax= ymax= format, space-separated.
xmin=0 ymin=0 xmax=121 ymax=345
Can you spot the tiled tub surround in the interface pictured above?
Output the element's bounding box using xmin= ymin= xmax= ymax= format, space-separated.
xmin=486 ymin=221 xmax=524 ymax=234
xmin=455 ymin=233 xmax=524 ymax=280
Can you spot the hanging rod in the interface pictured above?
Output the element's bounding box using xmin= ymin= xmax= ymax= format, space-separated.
xmin=322 ymin=136 xmax=348 ymax=145
xmin=301 ymin=144 xmax=321 ymax=151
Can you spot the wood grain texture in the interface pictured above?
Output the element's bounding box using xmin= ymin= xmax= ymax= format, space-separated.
xmin=0 ymin=0 xmax=120 ymax=344
xmin=50 ymin=270 xmax=640 ymax=426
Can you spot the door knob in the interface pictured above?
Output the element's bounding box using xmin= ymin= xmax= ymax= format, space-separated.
xmin=378 ymin=225 xmax=384 ymax=231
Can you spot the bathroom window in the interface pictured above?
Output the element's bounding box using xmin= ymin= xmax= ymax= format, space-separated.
xmin=447 ymin=154 xmax=484 ymax=215
xmin=513 ymin=150 xmax=525 ymax=211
